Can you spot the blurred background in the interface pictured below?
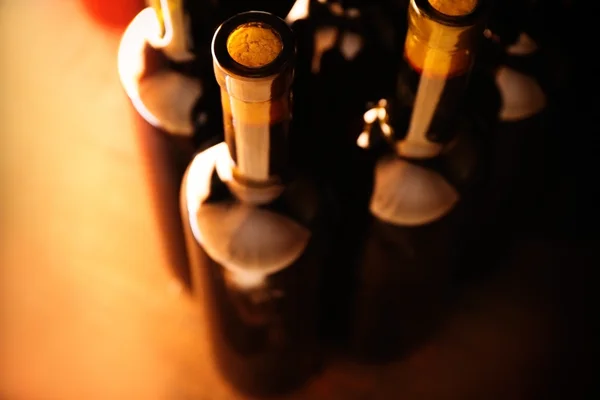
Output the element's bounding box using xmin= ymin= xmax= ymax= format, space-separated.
xmin=0 ymin=0 xmax=591 ymax=399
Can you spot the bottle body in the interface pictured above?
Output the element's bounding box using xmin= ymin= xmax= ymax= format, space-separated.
xmin=181 ymin=144 xmax=324 ymax=396
xmin=353 ymin=191 xmax=461 ymax=361
xmin=350 ymin=0 xmax=486 ymax=363
xmin=181 ymin=12 xmax=324 ymax=396
xmin=287 ymin=0 xmax=410 ymax=346
xmin=351 ymin=151 xmax=466 ymax=362
xmin=474 ymin=0 xmax=549 ymax=240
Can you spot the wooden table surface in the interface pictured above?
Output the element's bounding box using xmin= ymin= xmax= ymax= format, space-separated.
xmin=0 ymin=1 xmax=587 ymax=399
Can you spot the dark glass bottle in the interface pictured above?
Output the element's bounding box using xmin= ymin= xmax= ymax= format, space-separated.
xmin=286 ymin=0 xmax=407 ymax=346
xmin=470 ymin=0 xmax=550 ymax=247
xmin=180 ymin=12 xmax=325 ymax=397
xmin=137 ymin=0 xmax=224 ymax=176
xmin=350 ymin=0 xmax=487 ymax=363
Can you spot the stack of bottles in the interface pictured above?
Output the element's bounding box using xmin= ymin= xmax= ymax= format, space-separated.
xmin=172 ymin=0 xmax=571 ymax=396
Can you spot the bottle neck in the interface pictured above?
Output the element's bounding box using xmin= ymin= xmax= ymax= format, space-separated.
xmin=147 ymin=0 xmax=218 ymax=63
xmin=210 ymin=12 xmax=297 ymax=204
xmin=395 ymin=0 xmax=483 ymax=159
xmin=220 ymin=85 xmax=292 ymax=204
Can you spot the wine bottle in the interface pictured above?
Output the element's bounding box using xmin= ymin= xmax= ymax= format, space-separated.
xmin=180 ymin=12 xmax=326 ymax=396
xmin=134 ymin=0 xmax=224 ymax=175
xmin=473 ymin=0 xmax=550 ymax=240
xmin=350 ymin=0 xmax=487 ymax=363
xmin=285 ymin=0 xmax=406 ymax=346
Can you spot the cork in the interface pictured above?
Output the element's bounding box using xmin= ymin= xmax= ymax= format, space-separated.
xmin=428 ymin=0 xmax=477 ymax=16
xmin=226 ymin=23 xmax=283 ymax=68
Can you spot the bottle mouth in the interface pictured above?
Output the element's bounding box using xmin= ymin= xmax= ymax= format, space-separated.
xmin=428 ymin=0 xmax=477 ymax=17
xmin=212 ymin=11 xmax=295 ymax=79
xmin=227 ymin=22 xmax=283 ymax=68
xmin=414 ymin=0 xmax=486 ymax=27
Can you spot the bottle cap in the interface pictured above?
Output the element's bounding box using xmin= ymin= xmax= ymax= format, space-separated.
xmin=212 ymin=11 xmax=296 ymax=103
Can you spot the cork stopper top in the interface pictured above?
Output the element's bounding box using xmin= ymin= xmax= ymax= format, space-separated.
xmin=212 ymin=11 xmax=295 ymax=102
xmin=227 ymin=23 xmax=283 ymax=68
xmin=428 ymin=0 xmax=478 ymax=16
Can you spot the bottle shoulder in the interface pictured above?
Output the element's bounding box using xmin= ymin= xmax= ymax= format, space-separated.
xmin=182 ymin=142 xmax=322 ymax=224
xmin=369 ymin=155 xmax=459 ymax=227
xmin=180 ymin=142 xmax=322 ymax=278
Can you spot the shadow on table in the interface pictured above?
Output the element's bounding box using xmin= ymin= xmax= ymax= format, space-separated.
xmin=296 ymin=237 xmax=591 ymax=400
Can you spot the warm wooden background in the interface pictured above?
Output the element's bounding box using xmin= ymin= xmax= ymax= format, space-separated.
xmin=0 ymin=1 xmax=587 ymax=399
